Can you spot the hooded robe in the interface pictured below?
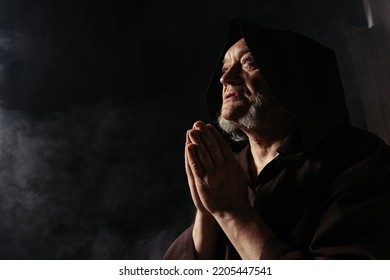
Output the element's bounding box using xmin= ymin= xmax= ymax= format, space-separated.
xmin=164 ymin=18 xmax=390 ymax=260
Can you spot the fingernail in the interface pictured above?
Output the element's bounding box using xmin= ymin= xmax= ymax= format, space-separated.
xmin=194 ymin=121 xmax=204 ymax=128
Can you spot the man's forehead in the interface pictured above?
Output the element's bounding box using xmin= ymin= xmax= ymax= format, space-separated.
xmin=222 ymin=38 xmax=251 ymax=64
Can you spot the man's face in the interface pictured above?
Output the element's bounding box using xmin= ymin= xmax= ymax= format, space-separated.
xmin=219 ymin=38 xmax=271 ymax=124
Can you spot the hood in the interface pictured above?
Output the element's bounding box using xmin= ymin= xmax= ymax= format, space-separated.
xmin=206 ymin=18 xmax=351 ymax=154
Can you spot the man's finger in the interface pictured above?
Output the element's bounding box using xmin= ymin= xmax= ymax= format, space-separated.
xmin=186 ymin=143 xmax=205 ymax=179
xmin=193 ymin=121 xmax=225 ymax=165
xmin=206 ymin=124 xmax=234 ymax=160
xmin=188 ymin=128 xmax=214 ymax=171
xmin=185 ymin=141 xmax=205 ymax=210
xmin=185 ymin=131 xmax=195 ymax=184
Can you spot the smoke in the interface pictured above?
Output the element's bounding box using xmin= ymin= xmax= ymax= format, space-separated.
xmin=0 ymin=24 xmax=198 ymax=259
xmin=0 ymin=95 xmax=194 ymax=259
xmin=0 ymin=12 xmax=201 ymax=257
xmin=0 ymin=0 xmax=377 ymax=259
xmin=0 ymin=31 xmax=9 ymax=85
xmin=0 ymin=29 xmax=14 ymax=95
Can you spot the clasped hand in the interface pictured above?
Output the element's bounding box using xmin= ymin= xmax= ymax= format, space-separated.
xmin=185 ymin=121 xmax=250 ymax=216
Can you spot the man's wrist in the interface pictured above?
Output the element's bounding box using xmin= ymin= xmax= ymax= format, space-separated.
xmin=193 ymin=210 xmax=219 ymax=259
xmin=195 ymin=210 xmax=217 ymax=225
xmin=212 ymin=204 xmax=254 ymax=224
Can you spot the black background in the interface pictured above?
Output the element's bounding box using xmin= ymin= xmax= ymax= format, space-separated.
xmin=0 ymin=0 xmax=368 ymax=259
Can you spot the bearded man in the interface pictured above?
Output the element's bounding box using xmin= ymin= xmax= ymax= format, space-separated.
xmin=164 ymin=18 xmax=390 ymax=260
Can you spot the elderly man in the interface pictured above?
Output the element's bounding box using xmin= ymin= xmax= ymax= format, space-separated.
xmin=164 ymin=18 xmax=390 ymax=259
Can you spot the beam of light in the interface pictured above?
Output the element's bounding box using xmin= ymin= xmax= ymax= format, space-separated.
xmin=0 ymin=30 xmax=11 ymax=88
xmin=363 ymin=0 xmax=374 ymax=28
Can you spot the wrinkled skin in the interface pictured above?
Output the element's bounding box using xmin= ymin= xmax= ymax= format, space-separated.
xmin=185 ymin=121 xmax=249 ymax=216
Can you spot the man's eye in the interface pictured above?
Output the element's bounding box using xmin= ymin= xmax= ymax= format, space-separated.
xmin=222 ymin=67 xmax=228 ymax=73
xmin=242 ymin=56 xmax=257 ymax=71
xmin=243 ymin=57 xmax=255 ymax=64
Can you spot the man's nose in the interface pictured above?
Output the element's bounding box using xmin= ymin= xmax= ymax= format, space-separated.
xmin=220 ymin=65 xmax=242 ymax=86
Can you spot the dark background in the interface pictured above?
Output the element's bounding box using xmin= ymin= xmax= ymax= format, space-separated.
xmin=0 ymin=0 xmax=368 ymax=259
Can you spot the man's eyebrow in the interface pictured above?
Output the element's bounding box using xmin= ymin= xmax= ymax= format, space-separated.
xmin=222 ymin=50 xmax=252 ymax=65
xmin=240 ymin=50 xmax=252 ymax=58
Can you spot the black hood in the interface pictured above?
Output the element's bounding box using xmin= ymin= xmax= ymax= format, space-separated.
xmin=206 ymin=18 xmax=351 ymax=154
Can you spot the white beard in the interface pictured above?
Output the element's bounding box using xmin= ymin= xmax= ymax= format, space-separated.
xmin=217 ymin=92 xmax=269 ymax=141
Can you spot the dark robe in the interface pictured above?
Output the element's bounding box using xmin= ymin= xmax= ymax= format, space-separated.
xmin=164 ymin=18 xmax=390 ymax=259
